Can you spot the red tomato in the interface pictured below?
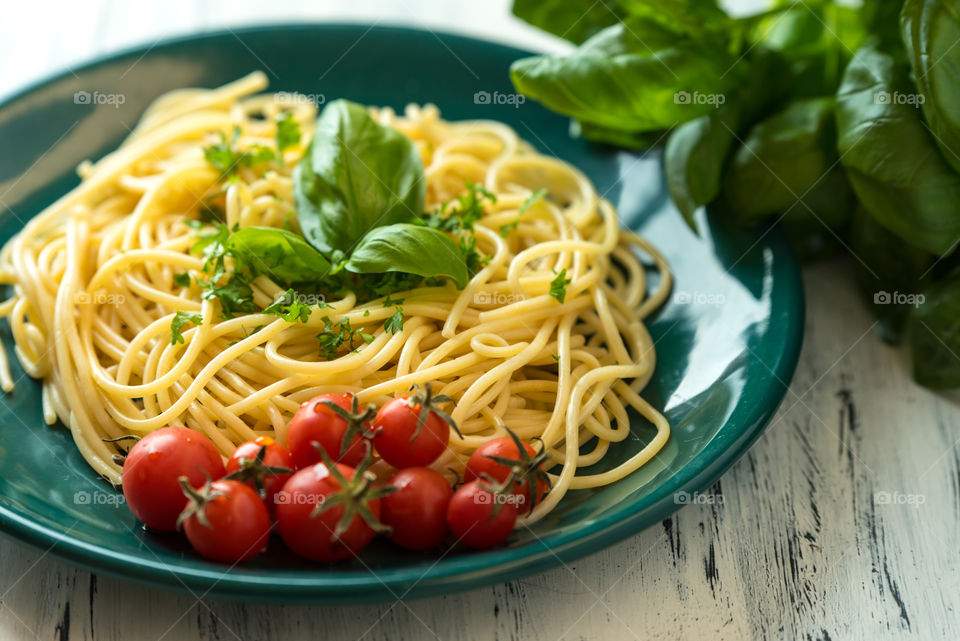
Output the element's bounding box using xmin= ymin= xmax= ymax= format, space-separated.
xmin=287 ymin=393 xmax=375 ymax=469
xmin=446 ymin=481 xmax=517 ymax=549
xmin=372 ymin=384 xmax=459 ymax=468
xmin=225 ymin=436 xmax=294 ymax=509
xmin=275 ymin=461 xmax=390 ymax=562
xmin=121 ymin=426 xmax=226 ymax=531
xmin=465 ymin=436 xmax=549 ymax=510
xmin=180 ymin=479 xmax=271 ymax=563
xmin=381 ymin=467 xmax=452 ymax=551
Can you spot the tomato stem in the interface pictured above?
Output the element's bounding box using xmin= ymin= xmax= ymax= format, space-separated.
xmin=318 ymin=394 xmax=378 ymax=459
xmin=480 ymin=425 xmax=552 ymax=514
xmin=310 ymin=443 xmax=396 ymax=538
xmin=176 ymin=475 xmax=225 ymax=530
xmin=406 ymin=382 xmax=463 ymax=440
xmin=223 ymin=445 xmax=294 ymax=499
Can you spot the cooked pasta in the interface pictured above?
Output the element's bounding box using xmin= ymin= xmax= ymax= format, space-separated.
xmin=0 ymin=71 xmax=671 ymax=523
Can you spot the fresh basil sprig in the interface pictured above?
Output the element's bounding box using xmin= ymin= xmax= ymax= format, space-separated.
xmin=294 ymin=99 xmax=426 ymax=258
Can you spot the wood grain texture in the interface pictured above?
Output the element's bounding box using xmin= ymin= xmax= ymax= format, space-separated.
xmin=1 ymin=2 xmax=958 ymax=639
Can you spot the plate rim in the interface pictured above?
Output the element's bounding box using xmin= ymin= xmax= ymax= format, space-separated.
xmin=0 ymin=22 xmax=805 ymax=603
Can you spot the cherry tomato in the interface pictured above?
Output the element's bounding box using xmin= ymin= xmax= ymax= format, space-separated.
xmin=275 ymin=461 xmax=390 ymax=562
xmin=180 ymin=479 xmax=271 ymax=563
xmin=446 ymin=481 xmax=517 ymax=549
xmin=381 ymin=467 xmax=452 ymax=551
xmin=225 ymin=436 xmax=294 ymax=509
xmin=465 ymin=436 xmax=549 ymax=510
xmin=373 ymin=385 xmax=457 ymax=468
xmin=121 ymin=426 xmax=226 ymax=531
xmin=287 ymin=393 xmax=374 ymax=469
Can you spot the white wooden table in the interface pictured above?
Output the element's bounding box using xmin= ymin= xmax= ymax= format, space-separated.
xmin=1 ymin=2 xmax=957 ymax=639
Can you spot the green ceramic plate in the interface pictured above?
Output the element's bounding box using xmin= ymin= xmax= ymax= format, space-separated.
xmin=0 ymin=25 xmax=803 ymax=603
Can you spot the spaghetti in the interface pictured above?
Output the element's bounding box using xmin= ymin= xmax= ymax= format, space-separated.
xmin=0 ymin=72 xmax=671 ymax=523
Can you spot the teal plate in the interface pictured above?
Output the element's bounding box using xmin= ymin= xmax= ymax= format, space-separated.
xmin=0 ymin=25 xmax=804 ymax=603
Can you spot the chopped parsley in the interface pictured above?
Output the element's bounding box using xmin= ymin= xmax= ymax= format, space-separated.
xmin=384 ymin=307 xmax=404 ymax=334
xmin=203 ymin=127 xmax=274 ymax=182
xmin=186 ymin=222 xmax=257 ymax=318
xmin=422 ymin=181 xmax=496 ymax=233
xmin=263 ymin=288 xmax=312 ymax=323
xmin=200 ymin=276 xmax=256 ymax=318
xmin=551 ymin=354 xmax=561 ymax=361
xmin=203 ymin=112 xmax=298 ymax=181
xmin=549 ymin=268 xmax=572 ymax=303
xmin=500 ymin=188 xmax=547 ymax=238
xmin=173 ymin=272 xmax=191 ymax=288
xmin=170 ymin=311 xmax=203 ymax=345
xmin=275 ymin=112 xmax=301 ymax=160
xmin=459 ymin=235 xmax=488 ymax=274
xmin=316 ymin=316 xmax=374 ymax=360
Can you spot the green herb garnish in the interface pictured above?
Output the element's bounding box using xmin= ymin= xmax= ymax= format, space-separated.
xmin=549 ymin=269 xmax=571 ymax=304
xmin=384 ymin=307 xmax=404 ymax=334
xmin=500 ymin=188 xmax=547 ymax=238
xmin=316 ymin=316 xmax=374 ymax=360
xmin=170 ymin=311 xmax=203 ymax=345
xmin=203 ymin=127 xmax=273 ymax=182
xmin=263 ymin=288 xmax=312 ymax=323
xmin=275 ymin=112 xmax=301 ymax=159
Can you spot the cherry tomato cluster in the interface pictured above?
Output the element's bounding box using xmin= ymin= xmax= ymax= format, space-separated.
xmin=117 ymin=384 xmax=551 ymax=564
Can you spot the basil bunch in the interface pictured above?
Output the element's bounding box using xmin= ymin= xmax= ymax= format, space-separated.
xmin=511 ymin=0 xmax=960 ymax=389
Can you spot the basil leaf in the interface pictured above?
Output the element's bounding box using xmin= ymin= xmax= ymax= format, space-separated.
xmin=861 ymin=0 xmax=907 ymax=56
xmin=836 ymin=46 xmax=960 ymax=256
xmin=225 ymin=227 xmax=331 ymax=284
xmin=750 ymin=3 xmax=866 ymax=99
xmin=724 ymin=97 xmax=853 ymax=229
xmin=901 ymin=0 xmax=960 ymax=173
xmin=511 ymin=0 xmax=625 ymax=45
xmin=852 ymin=207 xmax=933 ymax=343
xmin=663 ymin=50 xmax=788 ymax=228
xmin=910 ymin=275 xmax=960 ymax=389
xmin=510 ymin=19 xmax=738 ymax=134
xmin=619 ymin=0 xmax=731 ymax=41
xmin=665 ymin=109 xmax=738 ymax=229
xmin=345 ymin=223 xmax=468 ymax=288
xmin=294 ymin=99 xmax=425 ymax=256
